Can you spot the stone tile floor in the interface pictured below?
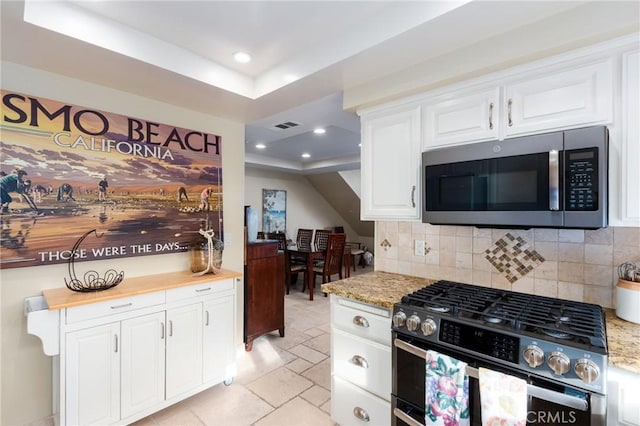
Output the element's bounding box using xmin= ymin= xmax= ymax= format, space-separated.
xmin=134 ymin=264 xmax=374 ymax=426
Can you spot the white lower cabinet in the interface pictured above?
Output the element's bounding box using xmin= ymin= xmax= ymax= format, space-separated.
xmin=607 ymin=366 xmax=640 ymax=426
xmin=332 ymin=376 xmax=391 ymax=426
xmin=121 ymin=312 xmax=165 ymax=419
xmin=203 ymin=295 xmax=235 ymax=383
xmin=330 ymin=296 xmax=392 ymax=426
xmin=65 ymin=323 xmax=120 ymax=426
xmin=166 ymin=303 xmax=203 ymax=399
xmin=61 ymin=279 xmax=236 ymax=425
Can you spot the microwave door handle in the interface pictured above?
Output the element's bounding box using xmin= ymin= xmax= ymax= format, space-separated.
xmin=393 ymin=338 xmax=588 ymax=412
xmin=549 ymin=150 xmax=560 ymax=211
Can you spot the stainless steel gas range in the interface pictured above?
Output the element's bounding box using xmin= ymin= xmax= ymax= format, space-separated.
xmin=391 ymin=280 xmax=607 ymax=426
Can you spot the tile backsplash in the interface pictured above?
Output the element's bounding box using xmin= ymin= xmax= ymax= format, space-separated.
xmin=375 ymin=222 xmax=640 ymax=309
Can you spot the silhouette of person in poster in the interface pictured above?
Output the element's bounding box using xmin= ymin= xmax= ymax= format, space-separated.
xmin=98 ymin=176 xmax=109 ymax=201
xmin=0 ymin=169 xmax=38 ymax=213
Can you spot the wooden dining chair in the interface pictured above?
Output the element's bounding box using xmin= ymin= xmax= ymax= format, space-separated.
xmin=347 ymin=242 xmax=366 ymax=271
xmin=296 ymin=228 xmax=313 ymax=250
xmin=266 ymin=232 xmax=303 ymax=294
xmin=312 ymin=233 xmax=346 ymax=296
xmin=313 ymin=229 xmax=331 ymax=252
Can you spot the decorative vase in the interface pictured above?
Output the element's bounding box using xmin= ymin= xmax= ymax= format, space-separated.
xmin=189 ymin=233 xmax=208 ymax=274
xmin=246 ymin=206 xmax=258 ymax=242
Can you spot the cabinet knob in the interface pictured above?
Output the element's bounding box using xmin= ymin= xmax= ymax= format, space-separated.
xmin=352 ymin=315 xmax=370 ymax=328
xmin=350 ymin=355 xmax=369 ymax=369
xmin=353 ymin=406 xmax=370 ymax=422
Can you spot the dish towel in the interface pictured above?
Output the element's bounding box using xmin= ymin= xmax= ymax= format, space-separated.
xmin=478 ymin=367 xmax=527 ymax=426
xmin=425 ymin=350 xmax=470 ymax=426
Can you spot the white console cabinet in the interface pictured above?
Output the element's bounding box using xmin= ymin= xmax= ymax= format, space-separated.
xmin=330 ymin=295 xmax=392 ymax=425
xmin=26 ymin=270 xmax=240 ymax=426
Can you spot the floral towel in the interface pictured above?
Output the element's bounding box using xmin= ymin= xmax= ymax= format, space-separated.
xmin=425 ymin=350 xmax=470 ymax=426
xmin=478 ymin=367 xmax=527 ymax=426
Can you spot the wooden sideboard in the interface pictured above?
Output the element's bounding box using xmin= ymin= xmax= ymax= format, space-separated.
xmin=244 ymin=240 xmax=285 ymax=350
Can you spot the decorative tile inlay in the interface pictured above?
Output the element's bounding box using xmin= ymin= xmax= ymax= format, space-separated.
xmin=484 ymin=233 xmax=545 ymax=283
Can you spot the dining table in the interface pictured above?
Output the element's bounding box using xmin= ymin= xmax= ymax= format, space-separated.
xmin=286 ymin=244 xmax=325 ymax=301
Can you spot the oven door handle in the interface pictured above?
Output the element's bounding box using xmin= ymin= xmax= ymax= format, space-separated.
xmin=394 ymin=338 xmax=589 ymax=412
xmin=393 ymin=407 xmax=423 ymax=426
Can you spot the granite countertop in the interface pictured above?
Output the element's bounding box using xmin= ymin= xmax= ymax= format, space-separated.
xmin=321 ymin=271 xmax=434 ymax=309
xmin=322 ymin=271 xmax=640 ymax=374
xmin=604 ymin=309 xmax=640 ymax=374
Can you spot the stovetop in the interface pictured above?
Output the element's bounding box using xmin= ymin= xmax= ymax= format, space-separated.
xmin=393 ymin=280 xmax=608 ymax=394
xmin=398 ymin=280 xmax=606 ymax=353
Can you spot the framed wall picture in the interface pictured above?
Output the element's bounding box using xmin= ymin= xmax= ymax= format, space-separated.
xmin=262 ymin=189 xmax=286 ymax=233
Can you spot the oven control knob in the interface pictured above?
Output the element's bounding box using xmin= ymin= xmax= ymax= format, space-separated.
xmin=406 ymin=314 xmax=421 ymax=332
xmin=392 ymin=311 xmax=407 ymax=327
xmin=575 ymin=358 xmax=599 ymax=384
xmin=421 ymin=319 xmax=437 ymax=336
xmin=547 ymin=351 xmax=570 ymax=375
xmin=523 ymin=345 xmax=544 ymax=368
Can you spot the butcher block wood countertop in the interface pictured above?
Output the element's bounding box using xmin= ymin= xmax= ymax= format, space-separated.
xmin=43 ymin=269 xmax=242 ymax=310
xmin=322 ymin=271 xmax=640 ymax=374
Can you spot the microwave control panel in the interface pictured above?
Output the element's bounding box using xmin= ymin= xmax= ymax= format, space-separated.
xmin=565 ymin=148 xmax=598 ymax=211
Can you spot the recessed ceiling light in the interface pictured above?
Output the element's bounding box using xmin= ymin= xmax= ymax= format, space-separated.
xmin=283 ymin=74 xmax=298 ymax=83
xmin=233 ymin=52 xmax=251 ymax=63
xmin=255 ymin=143 xmax=266 ymax=149
xmin=301 ymin=153 xmax=311 ymax=158
xmin=313 ymin=128 xmax=326 ymax=135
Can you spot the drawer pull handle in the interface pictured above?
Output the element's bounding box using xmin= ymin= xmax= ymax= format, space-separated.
xmin=352 ymin=315 xmax=370 ymax=328
xmin=350 ymin=355 xmax=369 ymax=369
xmin=353 ymin=406 xmax=370 ymax=422
xmin=196 ymin=287 xmax=212 ymax=293
xmin=110 ymin=302 xmax=133 ymax=310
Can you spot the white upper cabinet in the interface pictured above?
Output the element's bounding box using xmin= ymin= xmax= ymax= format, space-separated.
xmin=618 ymin=49 xmax=640 ymax=225
xmin=423 ymin=87 xmax=500 ymax=148
xmin=504 ymin=58 xmax=613 ymax=137
xmin=360 ymin=104 xmax=421 ymax=221
xmin=359 ymin=33 xmax=638 ymax=224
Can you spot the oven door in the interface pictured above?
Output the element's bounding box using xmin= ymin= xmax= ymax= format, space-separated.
xmin=391 ymin=332 xmax=606 ymax=426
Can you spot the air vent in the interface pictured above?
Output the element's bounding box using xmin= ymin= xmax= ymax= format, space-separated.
xmin=272 ymin=121 xmax=301 ymax=130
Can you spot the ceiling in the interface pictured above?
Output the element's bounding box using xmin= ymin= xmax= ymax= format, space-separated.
xmin=1 ymin=1 xmax=636 ymax=174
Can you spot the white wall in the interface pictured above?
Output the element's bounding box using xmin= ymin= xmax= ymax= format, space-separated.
xmin=0 ymin=62 xmax=245 ymax=426
xmin=245 ymin=167 xmax=359 ymax=242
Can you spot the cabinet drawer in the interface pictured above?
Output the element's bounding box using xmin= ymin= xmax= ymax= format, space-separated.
xmin=333 ymin=328 xmax=391 ymax=400
xmin=66 ymin=291 xmax=165 ymax=324
xmin=166 ymin=279 xmax=234 ymax=303
xmin=332 ymin=298 xmax=391 ymax=346
xmin=332 ymin=375 xmax=390 ymax=426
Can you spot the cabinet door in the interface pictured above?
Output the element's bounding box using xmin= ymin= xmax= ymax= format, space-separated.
xmin=203 ymin=294 xmax=235 ymax=383
xmin=166 ymin=303 xmax=203 ymax=399
xmin=120 ymin=312 xmax=166 ymax=419
xmin=423 ymin=87 xmax=500 ymax=148
xmin=504 ymin=58 xmax=613 ymax=137
xmin=620 ymin=49 xmax=640 ymax=225
xmin=66 ymin=323 xmax=120 ymax=426
xmin=360 ymin=104 xmax=421 ymax=220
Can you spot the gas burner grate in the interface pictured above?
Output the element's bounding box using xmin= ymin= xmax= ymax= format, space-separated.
xmin=398 ymin=280 xmax=607 ymax=352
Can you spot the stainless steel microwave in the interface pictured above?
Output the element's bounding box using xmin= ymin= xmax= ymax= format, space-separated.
xmin=422 ymin=126 xmax=608 ymax=229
